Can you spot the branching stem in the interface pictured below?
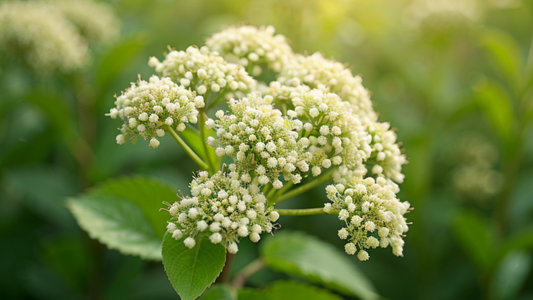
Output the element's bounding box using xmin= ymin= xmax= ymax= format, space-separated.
xmin=231 ymin=258 xmax=265 ymax=289
xmin=199 ymin=110 xmax=216 ymax=174
xmin=276 ymin=208 xmax=339 ymax=216
xmin=165 ymin=126 xmax=209 ymax=170
xmin=274 ymin=168 xmax=336 ymax=203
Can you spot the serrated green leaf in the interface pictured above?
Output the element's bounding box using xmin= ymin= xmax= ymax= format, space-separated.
xmin=453 ymin=209 xmax=495 ymax=270
xmin=67 ymin=194 xmax=162 ymax=260
xmin=67 ymin=176 xmax=177 ymax=260
xmin=94 ymin=176 xmax=175 ymax=238
xmin=198 ymin=284 xmax=237 ymax=300
xmin=162 ymin=233 xmax=226 ymax=300
xmin=260 ymin=231 xmax=377 ymax=300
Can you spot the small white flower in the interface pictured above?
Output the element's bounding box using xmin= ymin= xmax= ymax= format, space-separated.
xmin=184 ymin=237 xmax=196 ymax=248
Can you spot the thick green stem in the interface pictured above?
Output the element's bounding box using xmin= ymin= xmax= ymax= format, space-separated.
xmin=166 ymin=126 xmax=209 ymax=170
xmin=276 ymin=208 xmax=339 ymax=216
xmin=274 ymin=168 xmax=336 ymax=203
xmin=270 ymin=181 xmax=294 ymax=203
xmin=199 ymin=110 xmax=216 ymax=174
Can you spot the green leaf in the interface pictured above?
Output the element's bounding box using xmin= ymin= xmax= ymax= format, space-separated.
xmin=238 ymin=281 xmax=343 ymax=300
xmin=473 ymin=78 xmax=516 ymax=145
xmin=490 ymin=251 xmax=531 ymax=300
xmin=67 ymin=176 xmax=177 ymax=260
xmin=502 ymin=224 xmax=533 ymax=255
xmin=198 ymin=284 xmax=237 ymax=300
xmin=453 ymin=209 xmax=495 ymax=270
xmin=478 ymin=29 xmax=523 ymax=86
xmin=238 ymin=289 xmax=274 ymax=300
xmin=260 ymin=231 xmax=378 ymax=300
xmin=267 ymin=281 xmax=343 ymax=300
xmin=5 ymin=166 xmax=77 ymax=227
xmin=93 ymin=34 xmax=148 ymax=91
xmin=23 ymin=91 xmax=78 ymax=141
xmin=162 ymin=233 xmax=226 ymax=300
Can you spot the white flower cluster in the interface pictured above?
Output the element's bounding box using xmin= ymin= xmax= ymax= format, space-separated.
xmin=451 ymin=134 xmax=502 ymax=201
xmin=284 ymin=86 xmax=372 ymax=173
xmin=275 ymin=52 xmax=407 ymax=185
xmin=403 ymin=0 xmax=482 ymax=30
xmin=165 ymin=169 xmax=279 ymax=253
xmin=109 ymin=24 xmax=409 ymax=260
xmin=325 ymin=171 xmax=411 ymax=261
xmin=366 ymin=122 xmax=407 ymax=184
xmin=0 ymin=1 xmax=88 ymax=72
xmin=45 ymin=0 xmax=120 ymax=44
xmin=280 ymin=52 xmax=376 ymax=123
xmin=108 ymin=76 xmax=202 ymax=148
xmin=207 ymin=92 xmax=306 ymax=187
xmin=206 ymin=25 xmax=294 ymax=76
xmin=149 ymin=46 xmax=256 ymax=102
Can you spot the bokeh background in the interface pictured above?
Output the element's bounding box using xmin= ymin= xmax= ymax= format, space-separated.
xmin=1 ymin=0 xmax=532 ymax=299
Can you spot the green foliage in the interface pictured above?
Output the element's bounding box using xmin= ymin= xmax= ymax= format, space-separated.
xmin=93 ymin=35 xmax=149 ymax=91
xmin=239 ymin=281 xmax=343 ymax=300
xmin=453 ymin=209 xmax=495 ymax=271
xmin=67 ymin=176 xmax=175 ymax=260
xmin=198 ymin=284 xmax=237 ymax=300
xmin=260 ymin=231 xmax=377 ymax=300
xmin=161 ymin=233 xmax=227 ymax=300
xmin=490 ymin=250 xmax=532 ymax=300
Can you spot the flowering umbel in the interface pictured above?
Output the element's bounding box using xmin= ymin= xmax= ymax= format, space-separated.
xmin=107 ymin=24 xmax=411 ymax=260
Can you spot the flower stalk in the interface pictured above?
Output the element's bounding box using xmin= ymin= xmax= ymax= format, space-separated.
xmin=166 ymin=126 xmax=209 ymax=170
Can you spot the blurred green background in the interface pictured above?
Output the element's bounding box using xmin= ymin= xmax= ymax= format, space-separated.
xmin=1 ymin=0 xmax=533 ymax=299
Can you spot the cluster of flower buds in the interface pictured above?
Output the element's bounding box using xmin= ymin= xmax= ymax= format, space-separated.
xmin=280 ymin=52 xmax=377 ymax=123
xmin=107 ymin=76 xmax=202 ymax=148
xmin=108 ymin=24 xmax=410 ymax=259
xmin=206 ymin=25 xmax=294 ymax=75
xmin=206 ymin=92 xmax=307 ymax=187
xmin=165 ymin=169 xmax=279 ymax=253
xmin=148 ymin=46 xmax=256 ymax=102
xmin=0 ymin=0 xmax=119 ymax=73
xmin=326 ymin=170 xmax=411 ymax=260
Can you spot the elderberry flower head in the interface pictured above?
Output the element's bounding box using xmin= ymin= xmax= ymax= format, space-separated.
xmin=0 ymin=1 xmax=88 ymax=73
xmin=45 ymin=0 xmax=120 ymax=44
xmin=165 ymin=170 xmax=278 ymax=253
xmin=325 ymin=172 xmax=411 ymax=260
xmin=208 ymin=92 xmax=306 ymax=186
xmin=148 ymin=46 xmax=256 ymax=101
xmin=280 ymin=52 xmax=377 ymax=123
xmin=108 ymin=76 xmax=201 ymax=148
xmin=283 ymin=87 xmax=372 ymax=173
xmin=366 ymin=122 xmax=407 ymax=184
xmin=206 ymin=25 xmax=294 ymax=76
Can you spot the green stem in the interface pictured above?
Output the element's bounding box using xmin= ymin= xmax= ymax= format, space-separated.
xmin=274 ymin=168 xmax=336 ymax=204
xmin=270 ymin=181 xmax=294 ymax=203
xmin=231 ymin=258 xmax=265 ymax=289
xmin=266 ymin=186 xmax=278 ymax=200
xmin=276 ymin=208 xmax=339 ymax=216
xmin=199 ymin=110 xmax=216 ymax=174
xmin=165 ymin=126 xmax=209 ymax=170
